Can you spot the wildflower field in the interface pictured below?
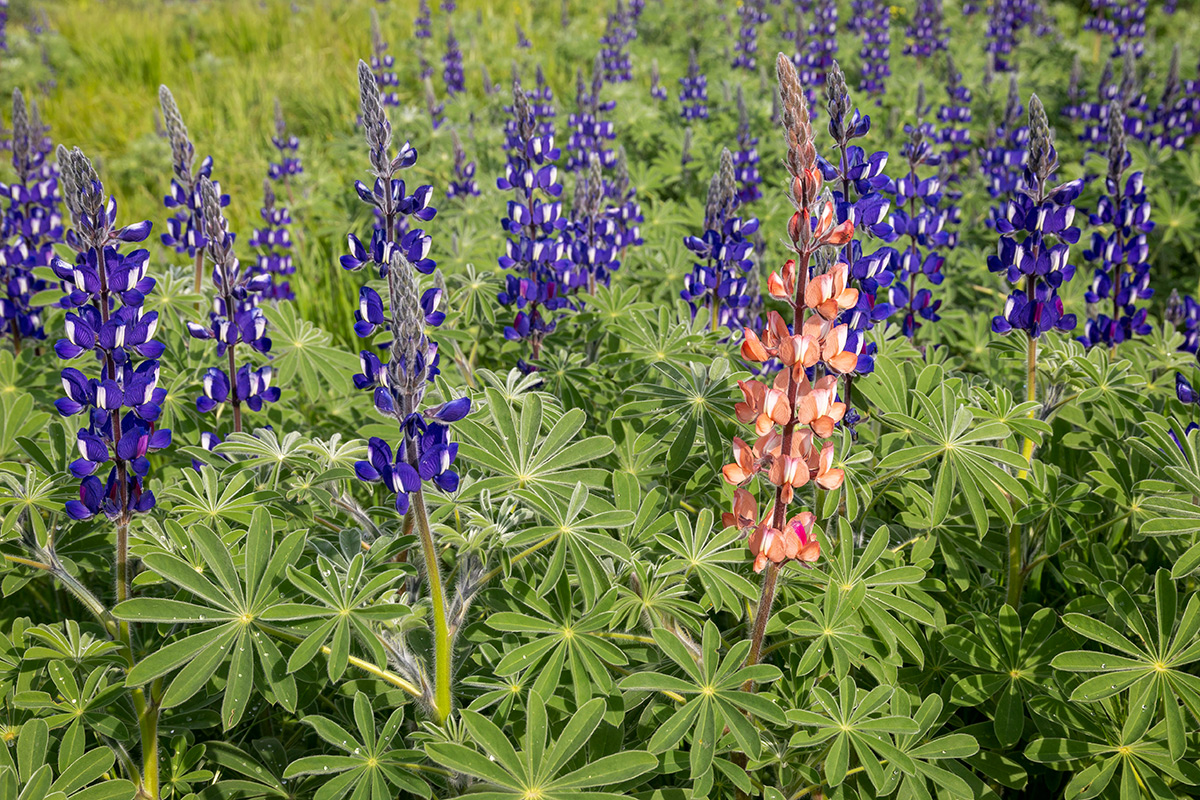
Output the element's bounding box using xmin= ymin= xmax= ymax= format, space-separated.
xmin=3 ymin=0 xmax=1200 ymax=797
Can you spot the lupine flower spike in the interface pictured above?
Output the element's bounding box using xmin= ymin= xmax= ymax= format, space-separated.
xmin=1079 ymin=100 xmax=1154 ymax=348
xmin=1 ymin=88 xmax=64 ymax=352
xmin=731 ymin=54 xmax=856 ymax=678
xmin=347 ymin=60 xmax=468 ymax=722
xmin=158 ymin=85 xmax=227 ymax=294
xmin=52 ymin=145 xmax=163 ymax=608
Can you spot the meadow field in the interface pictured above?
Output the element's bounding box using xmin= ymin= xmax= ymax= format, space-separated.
xmin=2 ymin=0 xmax=1200 ymax=798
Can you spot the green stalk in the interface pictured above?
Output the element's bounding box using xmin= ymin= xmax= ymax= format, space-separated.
xmin=412 ymin=488 xmax=452 ymax=723
xmin=1007 ymin=329 xmax=1038 ymax=608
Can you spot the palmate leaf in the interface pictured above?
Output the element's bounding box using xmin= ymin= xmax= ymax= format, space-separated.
xmin=114 ymin=508 xmax=306 ymax=729
xmin=284 ymin=692 xmax=430 ymax=800
xmin=1025 ymin=697 xmax=1200 ymax=800
xmin=456 ymin=390 xmax=615 ymax=502
xmin=262 ymin=303 xmax=360 ymax=398
xmin=833 ymin=692 xmax=982 ymax=799
xmin=0 ymin=718 xmax=135 ymax=800
xmin=617 ymin=358 xmax=743 ymax=475
xmin=1127 ymin=416 xmax=1200 ymax=549
xmin=943 ymin=605 xmax=1075 ymax=748
xmin=598 ymin=303 xmax=720 ymax=379
xmin=508 ymin=483 xmax=635 ymax=607
xmin=871 ymin=363 xmax=1029 ymax=535
xmin=283 ymin=551 xmax=413 ymax=682
xmin=656 ymin=508 xmax=757 ymax=615
xmin=426 ymin=691 xmax=657 ymax=800
xmin=161 ymin=464 xmax=278 ymax=526
xmin=803 ymin=521 xmax=933 ymax=667
xmin=778 ymin=583 xmax=879 ymax=680
xmin=619 ymin=622 xmax=787 ymax=780
xmin=488 ymin=576 xmax=628 ymax=706
xmin=1052 ymin=570 xmax=1200 ymax=763
xmin=787 ymin=677 xmax=921 ymax=790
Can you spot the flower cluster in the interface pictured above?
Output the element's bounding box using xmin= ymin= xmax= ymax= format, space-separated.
xmin=1149 ymin=46 xmax=1190 ymax=151
xmin=371 ymin=10 xmax=401 ymax=107
xmin=649 ymin=59 xmax=667 ymax=101
xmin=564 ymin=154 xmax=619 ymax=295
xmin=982 ymin=76 xmax=1029 ymax=224
xmin=818 ymin=62 xmax=894 ymax=384
xmin=442 ymin=26 xmax=465 ymax=98
xmin=446 ymin=130 xmax=480 ymax=200
xmin=938 ymin=55 xmax=972 ymax=168
xmin=158 ymin=85 xmax=228 ymax=290
xmin=600 ymin=0 xmax=634 ymax=83
xmin=858 ymin=0 xmax=890 ymax=98
xmin=496 ymin=77 xmax=569 ymax=369
xmin=733 ymin=87 xmax=762 ymax=205
xmin=1168 ymin=291 xmax=1200 ymax=358
xmin=794 ymin=0 xmax=838 ymax=114
xmin=52 ymin=146 xmax=167 ymax=522
xmin=887 ymin=101 xmax=950 ymax=340
xmin=187 ymin=177 xmax=281 ymax=442
xmin=515 ymin=22 xmax=531 ymax=49
xmin=1063 ymin=56 xmax=1086 ymax=123
xmin=1 ymin=89 xmax=62 ymax=351
xmin=247 ymin=180 xmax=295 ymax=304
xmin=606 ymin=147 xmax=644 ymax=253
xmin=903 ymin=0 xmax=949 ymax=60
xmin=425 ymin=79 xmax=445 ymax=131
xmin=732 ymin=0 xmax=767 ymax=71
xmin=566 ymin=56 xmax=616 ymax=173
xmin=348 ymin=61 xmax=468 ymax=514
xmin=414 ymin=0 xmax=432 ymax=40
xmin=721 ymin=55 xmax=859 ymax=575
xmin=1079 ymin=101 xmax=1154 ymax=348
xmin=679 ymin=50 xmax=708 ymax=122
xmin=989 ymin=95 xmax=1081 ymax=339
xmin=680 ymin=148 xmax=759 ymax=333
xmin=987 ymin=0 xmax=1022 ymax=74
xmin=268 ymin=99 xmax=302 ymax=186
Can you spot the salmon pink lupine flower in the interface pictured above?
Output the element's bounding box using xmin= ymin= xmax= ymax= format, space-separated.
xmin=748 ymin=512 xmax=819 ymax=573
xmin=805 ymin=261 xmax=859 ymax=320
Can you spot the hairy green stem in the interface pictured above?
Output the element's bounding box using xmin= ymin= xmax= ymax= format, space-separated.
xmin=412 ymin=489 xmax=452 ymax=723
xmin=1007 ymin=331 xmax=1038 ymax=608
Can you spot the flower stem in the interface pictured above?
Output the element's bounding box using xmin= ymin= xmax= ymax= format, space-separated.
xmin=1008 ymin=332 xmax=1038 ymax=607
xmin=412 ymin=488 xmax=452 ymax=723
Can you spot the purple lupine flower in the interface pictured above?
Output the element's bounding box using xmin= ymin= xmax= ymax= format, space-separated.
xmin=982 ymin=76 xmax=1028 ymax=227
xmin=247 ymin=180 xmax=295 ymax=304
xmin=1 ymin=89 xmax=63 ymax=351
xmin=794 ymin=0 xmax=838 ymax=115
xmin=680 ymin=149 xmax=759 ymax=333
xmin=371 ymin=10 xmax=401 ymax=107
xmin=903 ymin=0 xmax=948 ymax=61
xmin=989 ymin=96 xmax=1082 ymax=340
xmin=158 ymin=86 xmax=230 ymax=278
xmin=440 ymin=0 xmax=456 ymax=12
xmin=1079 ymin=101 xmax=1154 ymax=348
xmin=566 ymin=55 xmax=616 ymax=173
xmin=425 ymin=80 xmax=445 ymax=130
xmin=564 ymin=154 xmax=620 ymax=295
xmin=496 ymin=76 xmax=570 ymax=370
xmin=414 ymin=0 xmax=432 ymax=40
xmin=733 ymin=87 xmax=762 ymax=205
xmin=732 ymin=0 xmax=767 ymax=72
xmin=858 ymin=0 xmax=891 ymax=99
xmin=986 ymin=0 xmax=1022 ymax=74
xmin=886 ymin=88 xmax=949 ymax=341
xmin=53 ymin=146 xmax=167 ymax=521
xmin=515 ymin=22 xmax=531 ymax=49
xmin=268 ymin=99 xmax=302 ymax=188
xmin=1149 ymin=45 xmax=1189 ymax=151
xmin=446 ymin=131 xmax=480 ymax=200
xmin=606 ymin=146 xmax=643 ymax=253
xmin=186 ymin=176 xmax=280 ymax=436
xmin=937 ymin=55 xmax=972 ymax=167
xmin=1168 ymin=290 xmax=1200 ymax=357
xmin=600 ymin=0 xmax=635 ymax=83
xmin=650 ymin=59 xmax=667 ymax=101
xmin=348 ymin=61 xmax=467 ymax=509
xmin=820 ymin=61 xmax=895 ymax=383
xmin=443 ymin=25 xmax=465 ymax=97
xmin=1080 ymin=54 xmax=1145 ymax=166
xmin=679 ymin=50 xmax=708 ymax=122
xmin=1064 ymin=56 xmax=1086 ymax=123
